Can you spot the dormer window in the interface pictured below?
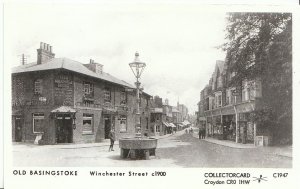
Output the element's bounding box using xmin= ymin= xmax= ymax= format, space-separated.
xmin=34 ymin=79 xmax=43 ymax=94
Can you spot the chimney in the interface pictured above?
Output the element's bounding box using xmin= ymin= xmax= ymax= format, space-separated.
xmin=165 ymin=99 xmax=169 ymax=105
xmin=84 ymin=59 xmax=103 ymax=75
xmin=37 ymin=42 xmax=55 ymax=64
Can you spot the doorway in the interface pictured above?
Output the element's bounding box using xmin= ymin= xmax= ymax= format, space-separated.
xmin=104 ymin=115 xmax=111 ymax=139
xmin=15 ymin=117 xmax=22 ymax=142
xmin=56 ymin=115 xmax=73 ymax=143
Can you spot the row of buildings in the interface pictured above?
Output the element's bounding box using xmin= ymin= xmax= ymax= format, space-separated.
xmin=196 ymin=60 xmax=266 ymax=145
xmin=11 ymin=42 xmax=190 ymax=145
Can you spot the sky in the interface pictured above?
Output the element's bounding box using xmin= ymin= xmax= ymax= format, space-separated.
xmin=6 ymin=3 xmax=228 ymax=114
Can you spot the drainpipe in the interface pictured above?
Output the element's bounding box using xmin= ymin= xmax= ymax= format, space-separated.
xmin=234 ymin=105 xmax=239 ymax=143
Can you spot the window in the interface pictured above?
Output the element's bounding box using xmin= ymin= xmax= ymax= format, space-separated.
xmin=34 ymin=79 xmax=43 ymax=94
xmin=218 ymin=95 xmax=222 ymax=107
xmin=120 ymin=89 xmax=126 ymax=105
xmin=83 ymin=82 xmax=94 ymax=95
xmin=146 ymin=117 xmax=149 ymax=130
xmin=230 ymin=89 xmax=236 ymax=104
xmin=82 ymin=114 xmax=93 ymax=134
xmin=155 ymin=124 xmax=160 ymax=132
xmin=33 ymin=113 xmax=45 ymax=133
xmin=104 ymin=87 xmax=111 ymax=103
xmin=119 ymin=115 xmax=127 ymax=132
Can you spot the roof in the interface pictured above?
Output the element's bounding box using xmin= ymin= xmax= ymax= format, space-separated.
xmin=216 ymin=60 xmax=225 ymax=73
xmin=12 ymin=58 xmax=134 ymax=88
xmin=182 ymin=120 xmax=191 ymax=125
xmin=172 ymin=107 xmax=180 ymax=113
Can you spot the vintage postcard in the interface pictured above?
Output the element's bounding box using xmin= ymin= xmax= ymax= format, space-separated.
xmin=2 ymin=1 xmax=300 ymax=189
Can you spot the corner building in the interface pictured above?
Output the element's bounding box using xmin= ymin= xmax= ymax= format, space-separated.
xmin=12 ymin=42 xmax=151 ymax=144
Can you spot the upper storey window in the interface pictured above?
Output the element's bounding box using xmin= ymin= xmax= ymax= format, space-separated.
xmin=34 ymin=79 xmax=43 ymax=94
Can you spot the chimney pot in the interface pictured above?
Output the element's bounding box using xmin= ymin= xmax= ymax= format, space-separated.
xmin=37 ymin=42 xmax=55 ymax=64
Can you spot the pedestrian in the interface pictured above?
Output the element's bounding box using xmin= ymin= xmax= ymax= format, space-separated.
xmin=202 ymin=128 xmax=206 ymax=139
xmin=108 ymin=129 xmax=115 ymax=152
xmin=185 ymin=129 xmax=188 ymax=134
xmin=198 ymin=129 xmax=201 ymax=139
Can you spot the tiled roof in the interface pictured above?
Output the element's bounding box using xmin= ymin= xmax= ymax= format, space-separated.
xmin=12 ymin=58 xmax=134 ymax=88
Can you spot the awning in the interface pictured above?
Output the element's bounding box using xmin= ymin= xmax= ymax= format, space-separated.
xmin=182 ymin=120 xmax=191 ymax=125
xmin=102 ymin=107 xmax=117 ymax=114
xmin=178 ymin=123 xmax=184 ymax=127
xmin=51 ymin=106 xmax=76 ymax=113
xmin=163 ymin=121 xmax=171 ymax=127
xmin=169 ymin=123 xmax=176 ymax=128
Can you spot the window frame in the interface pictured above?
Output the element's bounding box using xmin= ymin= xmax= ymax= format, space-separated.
xmin=104 ymin=87 xmax=111 ymax=103
xmin=32 ymin=113 xmax=45 ymax=134
xmin=120 ymin=88 xmax=127 ymax=105
xmin=83 ymin=81 xmax=94 ymax=96
xmin=34 ymin=79 xmax=43 ymax=95
xmin=82 ymin=113 xmax=94 ymax=135
xmin=119 ymin=115 xmax=127 ymax=133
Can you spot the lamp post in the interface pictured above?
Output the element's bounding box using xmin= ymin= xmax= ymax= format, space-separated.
xmin=129 ymin=52 xmax=146 ymax=138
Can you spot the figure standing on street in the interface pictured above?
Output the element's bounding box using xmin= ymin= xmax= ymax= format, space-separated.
xmin=202 ymin=128 xmax=206 ymax=139
xmin=108 ymin=129 xmax=115 ymax=152
xmin=198 ymin=129 xmax=201 ymax=139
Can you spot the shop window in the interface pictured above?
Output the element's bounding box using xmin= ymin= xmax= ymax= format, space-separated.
xmin=104 ymin=87 xmax=111 ymax=103
xmin=34 ymin=79 xmax=43 ymax=94
xmin=119 ymin=115 xmax=127 ymax=132
xmin=150 ymin=114 xmax=155 ymax=122
xmin=82 ymin=114 xmax=93 ymax=134
xmin=32 ymin=113 xmax=45 ymax=133
xmin=83 ymin=82 xmax=94 ymax=96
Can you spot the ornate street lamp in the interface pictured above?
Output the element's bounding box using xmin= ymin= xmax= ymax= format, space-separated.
xmin=129 ymin=52 xmax=146 ymax=138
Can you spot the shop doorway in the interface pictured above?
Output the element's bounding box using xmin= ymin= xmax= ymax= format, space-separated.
xmin=104 ymin=115 xmax=111 ymax=139
xmin=15 ymin=117 xmax=23 ymax=142
xmin=56 ymin=116 xmax=73 ymax=143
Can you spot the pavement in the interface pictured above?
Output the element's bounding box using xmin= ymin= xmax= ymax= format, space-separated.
xmin=190 ymin=132 xmax=292 ymax=158
xmin=12 ymin=132 xmax=176 ymax=150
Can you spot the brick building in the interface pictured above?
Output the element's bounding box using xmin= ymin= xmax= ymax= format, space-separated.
xmin=12 ymin=42 xmax=151 ymax=144
xmin=197 ymin=60 xmax=263 ymax=144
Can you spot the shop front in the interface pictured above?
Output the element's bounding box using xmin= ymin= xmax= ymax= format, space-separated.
xmin=51 ymin=106 xmax=76 ymax=144
xmin=238 ymin=113 xmax=255 ymax=144
xmin=222 ymin=115 xmax=236 ymax=141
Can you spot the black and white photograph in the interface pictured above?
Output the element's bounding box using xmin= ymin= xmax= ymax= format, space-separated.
xmin=2 ymin=1 xmax=300 ymax=189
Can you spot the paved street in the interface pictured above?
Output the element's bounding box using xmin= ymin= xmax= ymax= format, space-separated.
xmin=13 ymin=131 xmax=292 ymax=168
